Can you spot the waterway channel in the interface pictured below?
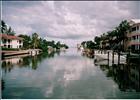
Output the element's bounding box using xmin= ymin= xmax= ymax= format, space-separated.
xmin=1 ymin=48 xmax=140 ymax=99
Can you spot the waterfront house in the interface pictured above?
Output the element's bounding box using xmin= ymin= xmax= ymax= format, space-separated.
xmin=127 ymin=19 xmax=140 ymax=53
xmin=99 ymin=19 xmax=140 ymax=53
xmin=0 ymin=34 xmax=23 ymax=49
xmin=48 ymin=46 xmax=55 ymax=54
xmin=100 ymin=40 xmax=110 ymax=50
xmin=77 ymin=44 xmax=84 ymax=50
xmin=60 ymin=47 xmax=66 ymax=51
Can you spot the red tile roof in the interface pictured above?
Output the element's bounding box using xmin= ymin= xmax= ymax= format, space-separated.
xmin=0 ymin=34 xmax=23 ymax=40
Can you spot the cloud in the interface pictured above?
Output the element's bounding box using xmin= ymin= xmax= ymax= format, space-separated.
xmin=2 ymin=1 xmax=139 ymax=47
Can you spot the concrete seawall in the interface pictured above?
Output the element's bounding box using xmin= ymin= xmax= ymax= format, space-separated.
xmin=2 ymin=50 xmax=29 ymax=57
xmin=1 ymin=49 xmax=42 ymax=58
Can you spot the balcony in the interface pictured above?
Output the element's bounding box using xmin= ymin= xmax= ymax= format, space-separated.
xmin=129 ymin=40 xmax=140 ymax=46
xmin=127 ymin=32 xmax=140 ymax=37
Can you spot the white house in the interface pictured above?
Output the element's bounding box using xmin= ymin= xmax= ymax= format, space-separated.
xmin=127 ymin=19 xmax=140 ymax=51
xmin=0 ymin=34 xmax=23 ymax=49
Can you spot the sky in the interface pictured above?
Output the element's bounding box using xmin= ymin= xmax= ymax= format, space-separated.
xmin=2 ymin=1 xmax=140 ymax=47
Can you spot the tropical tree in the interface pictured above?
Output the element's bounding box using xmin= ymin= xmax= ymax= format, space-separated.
xmin=18 ymin=34 xmax=32 ymax=49
xmin=81 ymin=41 xmax=96 ymax=49
xmin=94 ymin=36 xmax=101 ymax=45
xmin=1 ymin=20 xmax=7 ymax=33
xmin=94 ymin=20 xmax=130 ymax=51
xmin=32 ymin=33 xmax=39 ymax=49
xmin=1 ymin=20 xmax=16 ymax=35
xmin=7 ymin=26 xmax=16 ymax=36
xmin=116 ymin=20 xmax=130 ymax=51
xmin=38 ymin=38 xmax=48 ymax=51
xmin=61 ymin=44 xmax=69 ymax=49
xmin=56 ymin=41 xmax=61 ymax=49
xmin=86 ymin=41 xmax=95 ymax=49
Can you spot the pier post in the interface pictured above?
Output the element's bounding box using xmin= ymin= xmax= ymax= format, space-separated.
xmin=2 ymin=52 xmax=4 ymax=60
xmin=107 ymin=51 xmax=109 ymax=65
xmin=126 ymin=50 xmax=130 ymax=63
xmin=112 ymin=51 xmax=114 ymax=64
xmin=118 ymin=52 xmax=120 ymax=64
xmin=108 ymin=51 xmax=109 ymax=60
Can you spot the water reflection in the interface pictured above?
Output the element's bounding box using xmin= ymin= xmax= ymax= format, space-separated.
xmin=95 ymin=58 xmax=140 ymax=92
xmin=1 ymin=79 xmax=5 ymax=91
xmin=2 ymin=51 xmax=60 ymax=73
xmin=1 ymin=48 xmax=140 ymax=99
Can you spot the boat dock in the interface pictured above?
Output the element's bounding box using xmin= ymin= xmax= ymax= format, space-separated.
xmin=94 ymin=50 xmax=127 ymax=64
xmin=1 ymin=49 xmax=42 ymax=58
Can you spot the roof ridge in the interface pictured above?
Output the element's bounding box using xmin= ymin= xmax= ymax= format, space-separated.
xmin=0 ymin=34 xmax=23 ymax=40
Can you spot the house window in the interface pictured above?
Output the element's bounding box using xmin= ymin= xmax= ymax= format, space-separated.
xmin=138 ymin=45 xmax=140 ymax=50
xmin=4 ymin=44 xmax=6 ymax=48
xmin=8 ymin=39 xmax=11 ymax=43
xmin=3 ymin=39 xmax=7 ymax=43
xmin=135 ymin=45 xmax=138 ymax=50
xmin=131 ymin=45 xmax=135 ymax=50
xmin=19 ymin=45 xmax=22 ymax=48
xmin=132 ymin=36 xmax=136 ymax=40
xmin=19 ymin=40 xmax=22 ymax=44
xmin=131 ymin=27 xmax=136 ymax=32
xmin=137 ymin=26 xmax=139 ymax=30
xmin=8 ymin=45 xmax=11 ymax=48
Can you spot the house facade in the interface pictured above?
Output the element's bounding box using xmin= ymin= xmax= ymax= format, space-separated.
xmin=0 ymin=34 xmax=23 ymax=49
xmin=127 ymin=19 xmax=140 ymax=53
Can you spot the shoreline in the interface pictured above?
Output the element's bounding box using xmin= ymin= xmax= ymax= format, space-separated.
xmin=1 ymin=49 xmax=41 ymax=58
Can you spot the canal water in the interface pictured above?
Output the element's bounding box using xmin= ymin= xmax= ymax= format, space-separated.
xmin=1 ymin=48 xmax=140 ymax=99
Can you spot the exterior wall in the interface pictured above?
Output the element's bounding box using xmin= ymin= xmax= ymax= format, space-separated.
xmin=1 ymin=39 xmax=23 ymax=49
xmin=1 ymin=39 xmax=11 ymax=48
xmin=127 ymin=22 xmax=140 ymax=52
xmin=11 ymin=40 xmax=23 ymax=48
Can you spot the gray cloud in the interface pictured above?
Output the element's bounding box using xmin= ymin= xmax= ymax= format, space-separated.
xmin=2 ymin=1 xmax=139 ymax=47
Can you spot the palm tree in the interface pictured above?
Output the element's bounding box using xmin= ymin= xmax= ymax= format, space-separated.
xmin=18 ymin=34 xmax=32 ymax=49
xmin=1 ymin=20 xmax=8 ymax=33
xmin=1 ymin=20 xmax=16 ymax=35
xmin=32 ymin=33 xmax=39 ymax=49
xmin=56 ymin=41 xmax=61 ymax=49
xmin=7 ymin=27 xmax=15 ymax=36
xmin=116 ymin=20 xmax=130 ymax=51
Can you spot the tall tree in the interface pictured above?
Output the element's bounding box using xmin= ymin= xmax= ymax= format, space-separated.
xmin=116 ymin=20 xmax=130 ymax=51
xmin=94 ymin=36 xmax=101 ymax=45
xmin=1 ymin=20 xmax=16 ymax=35
xmin=56 ymin=41 xmax=61 ymax=49
xmin=32 ymin=33 xmax=39 ymax=49
xmin=18 ymin=34 xmax=32 ymax=49
xmin=86 ymin=41 xmax=95 ymax=49
xmin=38 ymin=38 xmax=48 ymax=51
xmin=7 ymin=27 xmax=15 ymax=36
xmin=1 ymin=20 xmax=8 ymax=33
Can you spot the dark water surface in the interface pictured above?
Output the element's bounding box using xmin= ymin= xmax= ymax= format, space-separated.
xmin=2 ymin=48 xmax=140 ymax=99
